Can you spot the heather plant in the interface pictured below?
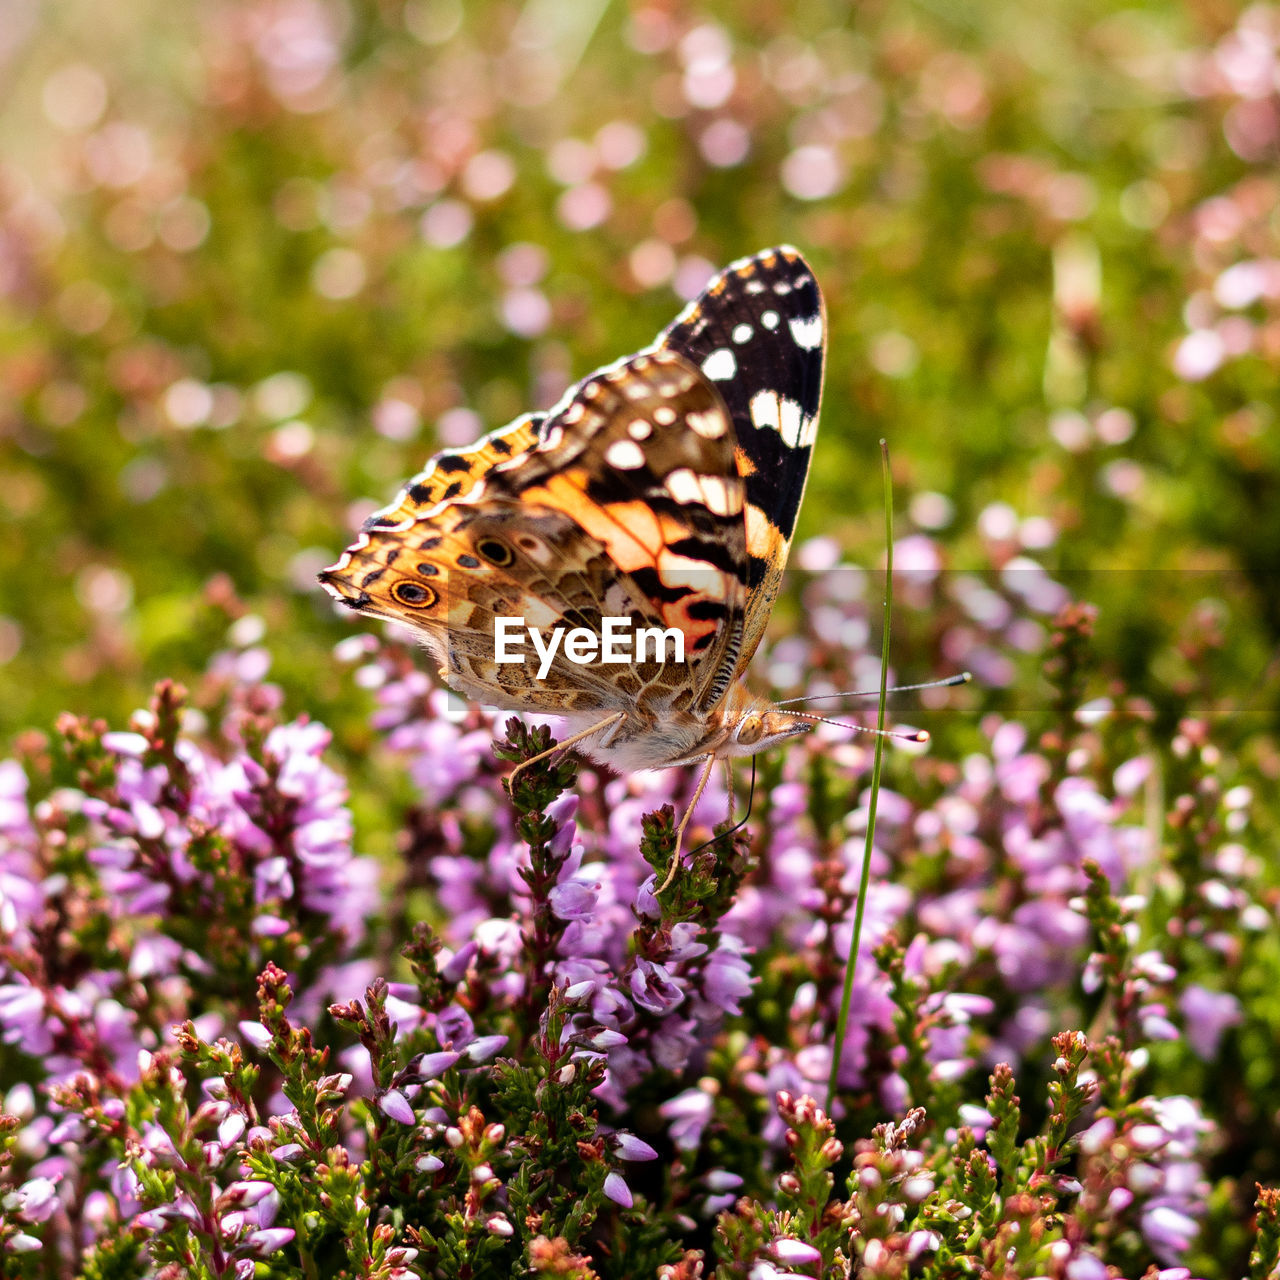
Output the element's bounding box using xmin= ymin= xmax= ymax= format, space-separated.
xmin=2 ymin=542 xmax=1277 ymax=1275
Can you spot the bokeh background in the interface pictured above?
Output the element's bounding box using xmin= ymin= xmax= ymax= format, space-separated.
xmin=2 ymin=1 xmax=1278 ymax=765
xmin=5 ymin=2 xmax=1280 ymax=1269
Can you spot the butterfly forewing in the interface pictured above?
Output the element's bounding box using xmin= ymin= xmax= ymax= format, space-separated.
xmin=659 ymin=246 xmax=825 ymax=674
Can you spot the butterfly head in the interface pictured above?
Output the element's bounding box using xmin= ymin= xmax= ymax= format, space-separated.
xmin=712 ymin=684 xmax=813 ymax=760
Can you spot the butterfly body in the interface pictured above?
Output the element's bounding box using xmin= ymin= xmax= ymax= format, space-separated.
xmin=320 ymin=246 xmax=826 ymax=809
xmin=548 ymin=680 xmax=812 ymax=775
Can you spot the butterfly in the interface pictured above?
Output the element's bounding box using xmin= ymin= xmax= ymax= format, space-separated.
xmin=320 ymin=246 xmax=826 ymax=889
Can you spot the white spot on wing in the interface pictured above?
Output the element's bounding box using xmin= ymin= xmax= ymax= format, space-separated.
xmin=701 ymin=348 xmax=737 ymax=381
xmin=628 ymin=418 xmax=653 ymax=439
xmin=761 ymin=311 xmax=779 ymax=330
xmin=700 ymin=475 xmax=743 ymax=516
xmin=665 ymin=467 xmax=704 ymax=504
xmin=686 ymin=408 xmax=727 ymax=438
xmin=750 ymin=390 xmax=811 ymax=448
xmin=789 ymin=314 xmax=824 ymax=351
xmin=605 ymin=439 xmax=646 ymax=469
xmin=779 ymin=396 xmax=804 ymax=446
xmin=653 ymin=406 xmax=676 ymax=426
xmin=750 ymin=390 xmax=779 ymax=433
xmin=732 ymin=323 xmax=753 ymax=343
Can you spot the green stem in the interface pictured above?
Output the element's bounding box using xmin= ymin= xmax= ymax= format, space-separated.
xmin=829 ymin=440 xmax=894 ymax=1102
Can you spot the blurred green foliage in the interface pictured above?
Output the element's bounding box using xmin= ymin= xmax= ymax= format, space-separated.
xmin=1 ymin=0 xmax=1276 ymax=750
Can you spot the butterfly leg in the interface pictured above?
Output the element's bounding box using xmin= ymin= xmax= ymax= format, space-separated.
xmin=658 ymin=753 xmax=716 ymax=894
xmin=506 ymin=712 xmax=626 ymax=794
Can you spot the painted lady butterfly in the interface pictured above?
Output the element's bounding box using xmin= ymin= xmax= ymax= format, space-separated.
xmin=320 ymin=246 xmax=826 ymax=885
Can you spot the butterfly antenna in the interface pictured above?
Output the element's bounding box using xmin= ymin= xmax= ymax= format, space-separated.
xmin=773 ymin=708 xmax=929 ymax=744
xmin=687 ymin=755 xmax=757 ymax=861
xmin=772 ymin=672 xmax=971 ymax=707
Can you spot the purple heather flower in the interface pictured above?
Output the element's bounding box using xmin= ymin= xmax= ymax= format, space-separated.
xmin=0 ymin=983 xmax=53 ymax=1056
xmin=957 ymin=1104 xmax=994 ymax=1136
xmin=433 ymin=1002 xmax=473 ymax=1045
xmin=238 ymin=1020 xmax=273 ymax=1050
xmin=991 ymin=724 xmax=1049 ymax=804
xmin=880 ymin=1071 xmax=910 ymax=1114
xmin=610 ymin=1132 xmax=659 ymax=1161
xmin=466 ymin=1034 xmax=508 ymax=1062
xmin=548 ymin=879 xmax=598 ymax=921
xmin=1139 ymin=1001 xmax=1181 ymax=1042
xmin=603 ymin=1171 xmax=633 ymax=1207
xmin=1180 ymin=984 xmax=1242 ymax=1059
xmin=701 ymin=942 xmax=754 ymax=1015
xmin=771 ymin=1237 xmax=822 ymax=1265
xmin=246 ymin=1227 xmax=296 ymax=1256
xmin=1142 ymin=1205 xmax=1199 ymax=1262
xmin=414 ymin=1050 xmax=463 ymax=1079
xmin=648 ymin=1022 xmax=698 ymax=1073
xmin=218 ymin=1112 xmax=247 ymax=1147
xmin=1113 ymin=754 xmax=1153 ymax=796
xmin=661 ymin=1087 xmax=713 ymax=1152
xmin=380 ymin=1090 xmax=415 ymax=1124
xmin=10 ymin=1174 xmax=60 ymax=1222
xmin=221 ymin=1181 xmax=277 ymax=1212
xmin=630 ymin=959 xmax=685 ymax=1015
xmin=588 ymin=1028 xmax=628 ymax=1049
xmin=1064 ymin=1255 xmax=1107 ymax=1280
